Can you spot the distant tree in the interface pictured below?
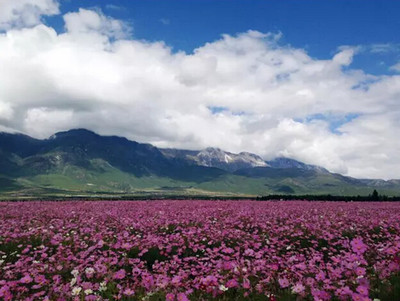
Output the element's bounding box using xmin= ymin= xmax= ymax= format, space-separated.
xmin=371 ymin=189 xmax=379 ymax=201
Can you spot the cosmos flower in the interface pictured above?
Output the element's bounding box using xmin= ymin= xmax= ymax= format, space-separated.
xmin=123 ymin=288 xmax=135 ymax=296
xmin=20 ymin=275 xmax=33 ymax=284
xmin=292 ymin=283 xmax=305 ymax=294
xmin=113 ymin=269 xmax=126 ymax=280
xmin=177 ymin=292 xmax=189 ymax=301
xmin=351 ymin=238 xmax=368 ymax=254
xmin=278 ymin=278 xmax=290 ymax=288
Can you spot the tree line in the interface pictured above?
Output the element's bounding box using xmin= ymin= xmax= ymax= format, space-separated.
xmin=257 ymin=190 xmax=400 ymax=202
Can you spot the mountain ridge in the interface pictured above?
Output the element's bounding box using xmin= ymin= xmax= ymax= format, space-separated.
xmin=0 ymin=129 xmax=399 ymax=198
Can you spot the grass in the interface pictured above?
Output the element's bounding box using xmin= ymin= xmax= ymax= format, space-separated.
xmin=2 ymin=157 xmax=400 ymax=198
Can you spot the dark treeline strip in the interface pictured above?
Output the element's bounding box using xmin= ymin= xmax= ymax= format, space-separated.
xmin=257 ymin=192 xmax=400 ymax=202
xmin=2 ymin=190 xmax=400 ymax=202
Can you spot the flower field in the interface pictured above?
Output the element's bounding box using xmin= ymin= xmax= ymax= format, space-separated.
xmin=0 ymin=201 xmax=400 ymax=301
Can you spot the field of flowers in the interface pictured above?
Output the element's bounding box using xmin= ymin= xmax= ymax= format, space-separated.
xmin=0 ymin=200 xmax=400 ymax=301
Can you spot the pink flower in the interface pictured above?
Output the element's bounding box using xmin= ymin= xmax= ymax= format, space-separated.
xmin=278 ymin=278 xmax=290 ymax=288
xmin=335 ymin=286 xmax=352 ymax=297
xmin=351 ymin=293 xmax=365 ymax=301
xmin=123 ymin=288 xmax=135 ymax=296
xmin=172 ymin=276 xmax=182 ymax=286
xmin=222 ymin=261 xmax=234 ymax=270
xmin=222 ymin=247 xmax=234 ymax=254
xmin=0 ymin=285 xmax=10 ymax=298
xmin=201 ymin=275 xmax=218 ymax=287
xmin=355 ymin=267 xmax=366 ymax=276
xmin=316 ymin=271 xmax=326 ymax=281
xmin=292 ymin=283 xmax=305 ymax=294
xmin=34 ymin=275 xmax=46 ymax=285
xmin=166 ymin=293 xmax=175 ymax=301
xmin=242 ymin=278 xmax=251 ymax=289
xmin=356 ymin=285 xmax=369 ymax=296
xmin=351 ymin=238 xmax=367 ymax=254
xmin=226 ymin=279 xmax=238 ymax=288
xmin=113 ymin=269 xmax=126 ymax=280
xmin=142 ymin=275 xmax=154 ymax=289
xmin=20 ymin=275 xmax=33 ymax=284
xmin=177 ymin=293 xmax=189 ymax=301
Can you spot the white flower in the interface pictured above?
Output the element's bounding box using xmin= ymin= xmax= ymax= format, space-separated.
xmin=99 ymin=281 xmax=107 ymax=292
xmin=85 ymin=267 xmax=95 ymax=275
xmin=0 ymin=260 xmax=4 ymax=265
xmin=70 ymin=278 xmax=77 ymax=287
xmin=84 ymin=289 xmax=93 ymax=295
xmin=71 ymin=269 xmax=79 ymax=277
xmin=71 ymin=287 xmax=82 ymax=296
xmin=219 ymin=284 xmax=228 ymax=291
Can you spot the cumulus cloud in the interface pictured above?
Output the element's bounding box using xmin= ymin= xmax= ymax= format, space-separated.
xmin=0 ymin=0 xmax=59 ymax=30
xmin=1 ymin=5 xmax=400 ymax=179
xmin=63 ymin=8 xmax=131 ymax=40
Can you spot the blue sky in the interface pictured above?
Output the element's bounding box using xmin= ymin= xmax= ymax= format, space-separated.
xmin=49 ymin=0 xmax=400 ymax=75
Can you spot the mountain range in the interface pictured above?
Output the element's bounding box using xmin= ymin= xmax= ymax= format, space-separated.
xmin=1 ymin=129 xmax=399 ymax=199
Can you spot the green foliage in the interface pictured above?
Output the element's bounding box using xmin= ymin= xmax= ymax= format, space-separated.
xmin=141 ymin=247 xmax=168 ymax=271
xmin=371 ymin=273 xmax=400 ymax=301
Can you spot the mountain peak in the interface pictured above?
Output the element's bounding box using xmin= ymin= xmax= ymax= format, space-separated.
xmin=191 ymin=148 xmax=267 ymax=171
xmin=49 ymin=128 xmax=98 ymax=140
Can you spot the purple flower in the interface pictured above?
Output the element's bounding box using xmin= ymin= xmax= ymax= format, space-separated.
xmin=20 ymin=275 xmax=33 ymax=284
xmin=123 ymin=288 xmax=135 ymax=296
xmin=113 ymin=269 xmax=126 ymax=280
xmin=351 ymin=238 xmax=367 ymax=254
xmin=292 ymin=283 xmax=305 ymax=294
xmin=355 ymin=267 xmax=366 ymax=276
xmin=356 ymin=285 xmax=369 ymax=296
xmin=226 ymin=279 xmax=238 ymax=288
xmin=278 ymin=278 xmax=290 ymax=288
xmin=177 ymin=293 xmax=189 ymax=301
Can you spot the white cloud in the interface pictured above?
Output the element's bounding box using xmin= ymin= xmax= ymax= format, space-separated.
xmin=63 ymin=8 xmax=131 ymax=40
xmin=332 ymin=47 xmax=356 ymax=66
xmin=0 ymin=7 xmax=400 ymax=179
xmin=369 ymin=43 xmax=400 ymax=54
xmin=0 ymin=100 xmax=13 ymax=120
xmin=0 ymin=0 xmax=59 ymax=30
xmin=390 ymin=62 xmax=400 ymax=72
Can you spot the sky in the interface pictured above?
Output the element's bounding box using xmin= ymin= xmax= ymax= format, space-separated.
xmin=0 ymin=0 xmax=400 ymax=179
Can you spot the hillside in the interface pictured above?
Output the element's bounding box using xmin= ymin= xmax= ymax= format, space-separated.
xmin=1 ymin=129 xmax=399 ymax=199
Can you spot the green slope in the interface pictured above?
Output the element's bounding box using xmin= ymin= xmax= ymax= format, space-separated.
xmin=1 ymin=130 xmax=400 ymax=199
xmin=2 ymin=166 xmax=400 ymax=199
